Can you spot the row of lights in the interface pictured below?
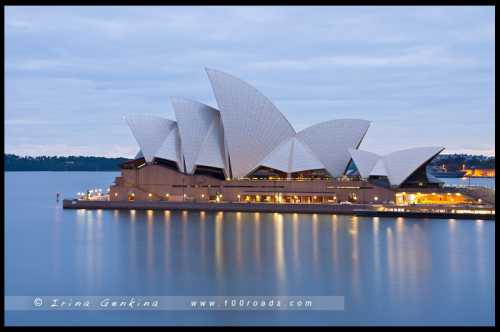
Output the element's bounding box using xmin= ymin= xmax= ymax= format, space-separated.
xmin=398 ymin=192 xmax=462 ymax=196
xmin=115 ymin=191 xmax=383 ymax=204
xmin=129 ymin=192 xmax=224 ymax=201
xmin=77 ymin=188 xmax=110 ymax=199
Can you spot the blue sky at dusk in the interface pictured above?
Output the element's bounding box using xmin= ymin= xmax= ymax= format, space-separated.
xmin=5 ymin=6 xmax=495 ymax=157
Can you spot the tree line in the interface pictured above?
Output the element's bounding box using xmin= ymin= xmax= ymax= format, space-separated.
xmin=5 ymin=154 xmax=130 ymax=171
xmin=4 ymin=153 xmax=495 ymax=172
xmin=429 ymin=154 xmax=495 ymax=171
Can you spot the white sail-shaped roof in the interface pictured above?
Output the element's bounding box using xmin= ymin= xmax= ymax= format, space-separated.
xmin=348 ymin=149 xmax=380 ymax=178
xmin=125 ymin=115 xmax=177 ymax=163
xmin=206 ymin=68 xmax=296 ymax=178
xmin=297 ymin=119 xmax=371 ymax=177
xmin=155 ymin=123 xmax=183 ymax=169
xmin=370 ymin=159 xmax=388 ymax=177
xmin=259 ymin=138 xmax=293 ymax=173
xmin=258 ymin=136 xmax=326 ymax=174
xmin=382 ymin=147 xmax=444 ymax=186
xmin=349 ymin=147 xmax=444 ymax=186
xmin=195 ymin=117 xmax=227 ymax=171
xmin=171 ymin=98 xmax=227 ymax=174
xmin=289 ymin=137 xmax=325 ymax=173
xmin=121 ymin=69 xmax=448 ymax=186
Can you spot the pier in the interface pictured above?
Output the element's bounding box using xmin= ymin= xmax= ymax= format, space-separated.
xmin=63 ymin=199 xmax=495 ymax=220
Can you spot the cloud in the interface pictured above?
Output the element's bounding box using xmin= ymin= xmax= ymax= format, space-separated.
xmin=4 ymin=6 xmax=495 ymax=156
xmin=247 ymin=46 xmax=478 ymax=71
xmin=5 ymin=118 xmax=52 ymax=125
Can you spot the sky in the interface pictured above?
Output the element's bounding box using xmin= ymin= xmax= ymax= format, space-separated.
xmin=5 ymin=6 xmax=495 ymax=158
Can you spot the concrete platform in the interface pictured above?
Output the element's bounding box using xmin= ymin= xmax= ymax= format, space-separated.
xmin=62 ymin=199 xmax=495 ymax=220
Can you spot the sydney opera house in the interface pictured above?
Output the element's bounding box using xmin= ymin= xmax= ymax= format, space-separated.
xmin=109 ymin=68 xmax=470 ymax=205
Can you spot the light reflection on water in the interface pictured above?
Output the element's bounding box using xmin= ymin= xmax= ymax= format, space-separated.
xmin=235 ymin=212 xmax=243 ymax=273
xmin=215 ymin=211 xmax=224 ymax=290
xmin=63 ymin=209 xmax=493 ymax=286
xmin=146 ymin=210 xmax=154 ymax=280
xmin=8 ymin=208 xmax=496 ymax=325
xmin=273 ymin=213 xmax=286 ymax=290
xmin=58 ymin=210 xmax=494 ymax=299
xmin=163 ymin=211 xmax=171 ymax=274
xmin=292 ymin=213 xmax=300 ymax=272
xmin=372 ymin=217 xmax=380 ymax=287
xmin=4 ymin=172 xmax=495 ymax=325
xmin=199 ymin=211 xmax=206 ymax=271
xmin=254 ymin=212 xmax=261 ymax=274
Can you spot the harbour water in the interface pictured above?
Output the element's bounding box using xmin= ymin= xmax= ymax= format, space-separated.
xmin=440 ymin=176 xmax=495 ymax=189
xmin=4 ymin=172 xmax=495 ymax=326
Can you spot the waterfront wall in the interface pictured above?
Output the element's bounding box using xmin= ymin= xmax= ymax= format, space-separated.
xmin=109 ymin=164 xmax=395 ymax=204
xmin=64 ymin=199 xmax=375 ymax=214
xmin=62 ymin=199 xmax=495 ymax=220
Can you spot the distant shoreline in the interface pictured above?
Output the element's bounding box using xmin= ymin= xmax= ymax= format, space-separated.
xmin=4 ymin=153 xmax=494 ymax=172
xmin=5 ymin=154 xmax=129 ymax=172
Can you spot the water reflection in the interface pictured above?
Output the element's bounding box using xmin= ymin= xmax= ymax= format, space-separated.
xmin=95 ymin=209 xmax=103 ymax=287
xmin=129 ymin=210 xmax=136 ymax=275
xmin=57 ymin=208 xmax=494 ymax=325
xmin=476 ymin=220 xmax=485 ymax=288
xmin=7 ymin=171 xmax=493 ymax=325
xmin=200 ymin=211 xmax=206 ymax=269
xmin=215 ymin=211 xmax=224 ymax=286
xmin=85 ymin=210 xmax=95 ymax=289
xmin=292 ymin=213 xmax=300 ymax=272
xmin=253 ymin=212 xmax=261 ymax=273
xmin=312 ymin=214 xmax=319 ymax=273
xmin=147 ymin=210 xmax=155 ymax=279
xmin=331 ymin=215 xmax=339 ymax=275
xmin=350 ymin=217 xmax=360 ymax=301
xmin=372 ymin=217 xmax=380 ymax=286
xmin=386 ymin=226 xmax=395 ymax=299
xmin=448 ymin=219 xmax=458 ymax=292
xmin=181 ymin=211 xmax=188 ymax=254
xmin=163 ymin=211 xmax=171 ymax=273
xmin=235 ymin=212 xmax=243 ymax=272
xmin=395 ymin=218 xmax=405 ymax=299
xmin=273 ymin=213 xmax=286 ymax=291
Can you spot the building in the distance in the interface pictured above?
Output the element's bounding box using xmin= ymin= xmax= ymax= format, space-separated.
xmin=108 ymin=68 xmax=477 ymax=206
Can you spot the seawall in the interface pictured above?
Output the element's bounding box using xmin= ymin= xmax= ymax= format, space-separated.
xmin=62 ymin=199 xmax=495 ymax=220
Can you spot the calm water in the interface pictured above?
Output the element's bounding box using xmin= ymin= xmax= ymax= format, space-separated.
xmin=5 ymin=172 xmax=495 ymax=326
xmin=440 ymin=176 xmax=495 ymax=189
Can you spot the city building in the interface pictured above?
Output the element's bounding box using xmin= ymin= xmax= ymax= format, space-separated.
xmin=108 ymin=68 xmax=476 ymax=205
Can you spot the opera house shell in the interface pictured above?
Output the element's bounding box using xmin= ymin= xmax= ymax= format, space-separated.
xmin=124 ymin=68 xmax=443 ymax=189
